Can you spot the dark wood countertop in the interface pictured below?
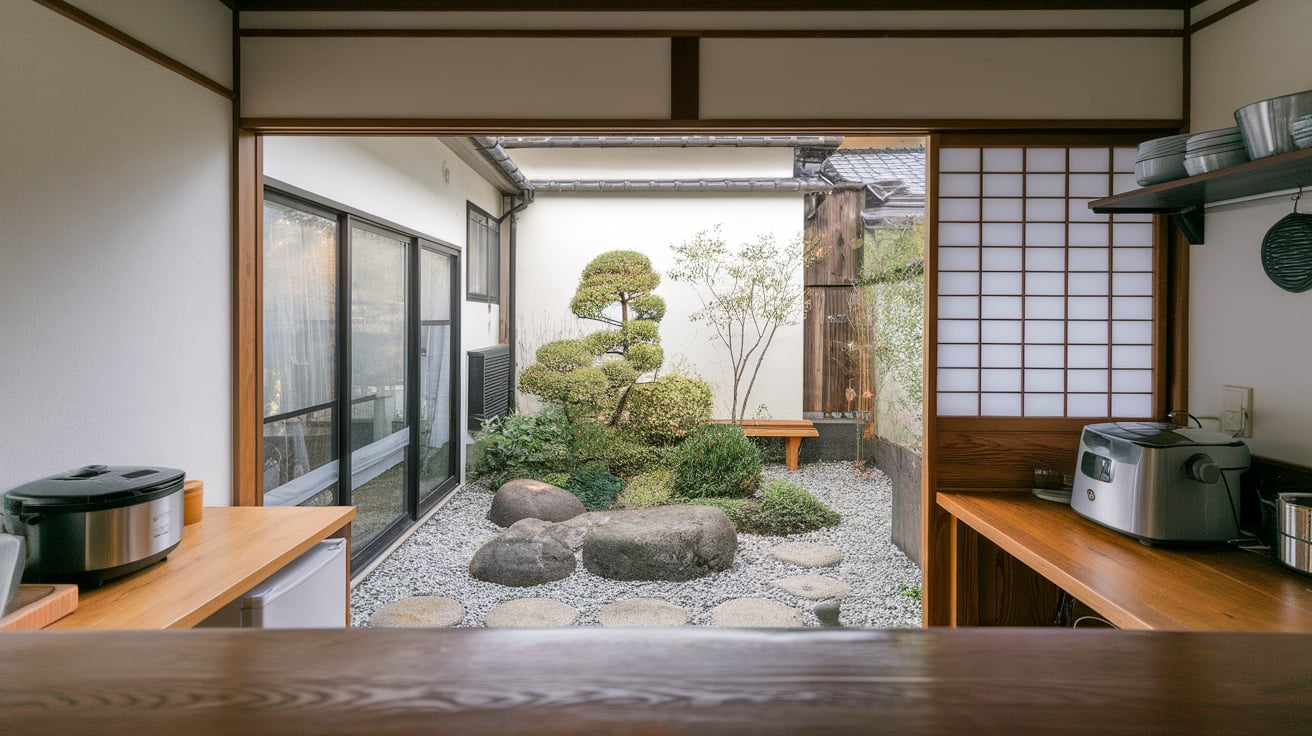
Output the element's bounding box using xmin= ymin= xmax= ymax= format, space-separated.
xmin=939 ymin=492 xmax=1312 ymax=631
xmin=2 ymin=628 xmax=1310 ymax=734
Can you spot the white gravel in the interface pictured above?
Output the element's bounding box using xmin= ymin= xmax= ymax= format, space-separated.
xmin=350 ymin=461 xmax=923 ymax=628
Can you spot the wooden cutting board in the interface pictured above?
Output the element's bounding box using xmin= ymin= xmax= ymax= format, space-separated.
xmin=0 ymin=584 xmax=78 ymax=630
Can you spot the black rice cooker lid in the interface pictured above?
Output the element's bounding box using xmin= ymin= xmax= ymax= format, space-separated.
xmin=3 ymin=465 xmax=186 ymax=515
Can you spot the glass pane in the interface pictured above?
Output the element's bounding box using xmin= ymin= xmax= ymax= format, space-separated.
xmin=262 ymin=409 xmax=335 ymax=496
xmin=420 ymin=248 xmax=452 ymax=321
xmin=487 ymin=224 xmax=500 ymax=300
xmin=419 ymin=249 xmax=456 ymax=501
xmin=350 ymin=226 xmax=409 ymax=549
xmin=263 ymin=200 xmax=336 ymax=418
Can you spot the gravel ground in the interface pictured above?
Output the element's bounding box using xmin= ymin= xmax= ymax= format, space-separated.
xmin=351 ymin=461 xmax=923 ymax=628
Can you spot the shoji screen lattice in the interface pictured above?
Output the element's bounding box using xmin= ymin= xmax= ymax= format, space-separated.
xmin=935 ymin=146 xmax=1156 ymax=418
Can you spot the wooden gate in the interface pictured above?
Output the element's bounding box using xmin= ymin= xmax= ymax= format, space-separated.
xmin=803 ymin=188 xmax=863 ymax=415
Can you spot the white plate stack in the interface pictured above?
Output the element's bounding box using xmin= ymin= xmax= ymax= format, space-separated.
xmin=1134 ymin=133 xmax=1191 ymax=186
xmin=1183 ymin=127 xmax=1249 ymax=175
xmin=1294 ymin=114 xmax=1312 ymax=150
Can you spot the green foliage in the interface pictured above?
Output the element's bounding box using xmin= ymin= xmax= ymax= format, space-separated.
xmin=599 ymin=359 xmax=639 ymax=389
xmin=737 ymin=480 xmax=841 ymax=535
xmin=749 ymin=436 xmax=787 ymax=464
xmin=669 ymin=226 xmax=807 ymax=421
xmin=617 ymin=469 xmax=673 ymax=509
xmin=566 ymin=464 xmax=623 ymax=511
xmin=568 ymin=422 xmax=672 ymax=479
xmin=517 ymin=364 xmax=610 ymax=418
xmin=670 ymin=423 xmax=762 ymax=499
xmin=539 ymin=472 xmax=571 ymax=488
xmin=533 ymin=339 xmax=597 ymax=371
xmin=899 ymin=584 xmax=922 ymax=602
xmin=619 ymin=373 xmax=713 ymax=445
xmin=570 ymin=250 xmax=662 ymax=320
xmin=475 ymin=411 xmax=574 ymax=488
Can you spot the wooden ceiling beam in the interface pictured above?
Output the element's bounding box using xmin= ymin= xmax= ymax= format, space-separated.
xmin=235 ymin=1 xmax=1203 ymax=12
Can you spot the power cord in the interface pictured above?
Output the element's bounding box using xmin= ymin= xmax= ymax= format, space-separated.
xmin=1073 ymin=615 xmax=1117 ymax=629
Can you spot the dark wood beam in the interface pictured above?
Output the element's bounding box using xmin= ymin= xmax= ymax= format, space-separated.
xmin=235 ymin=1 xmax=1203 ymax=11
xmin=670 ymin=37 xmax=699 ymax=121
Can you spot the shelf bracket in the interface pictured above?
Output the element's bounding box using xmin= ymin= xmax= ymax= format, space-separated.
xmin=1171 ymin=206 xmax=1204 ymax=244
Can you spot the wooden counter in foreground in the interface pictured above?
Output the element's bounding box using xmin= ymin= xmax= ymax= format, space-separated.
xmin=1 ymin=628 xmax=1309 ymax=734
xmin=47 ymin=505 xmax=354 ymax=630
xmin=939 ymin=492 xmax=1312 ymax=631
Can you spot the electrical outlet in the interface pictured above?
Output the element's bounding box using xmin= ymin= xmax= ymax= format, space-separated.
xmin=1220 ymin=385 xmax=1253 ymax=437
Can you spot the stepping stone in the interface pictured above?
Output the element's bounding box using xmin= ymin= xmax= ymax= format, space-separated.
xmin=368 ymin=595 xmax=464 ymax=628
xmin=814 ymin=600 xmax=843 ymax=627
xmin=769 ymin=542 xmax=843 ymax=567
xmin=711 ymin=598 xmax=805 ymax=628
xmin=582 ymin=505 xmax=737 ymax=582
xmin=469 ymin=518 xmax=576 ymax=587
xmin=772 ymin=574 xmax=851 ymax=600
xmin=488 ymin=478 xmax=585 ymax=527
xmin=598 ymin=598 xmax=689 ymax=627
xmin=484 ymin=598 xmax=578 ymax=628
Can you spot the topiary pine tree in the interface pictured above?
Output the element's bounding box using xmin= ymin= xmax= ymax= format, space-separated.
xmin=519 ymin=250 xmax=667 ymax=423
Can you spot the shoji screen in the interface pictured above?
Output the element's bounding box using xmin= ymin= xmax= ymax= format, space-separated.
xmin=934 ymin=145 xmax=1159 ymax=419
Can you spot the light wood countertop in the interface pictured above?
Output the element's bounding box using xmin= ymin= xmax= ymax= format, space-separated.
xmin=47 ymin=506 xmax=354 ymax=630
xmin=939 ymin=492 xmax=1312 ymax=631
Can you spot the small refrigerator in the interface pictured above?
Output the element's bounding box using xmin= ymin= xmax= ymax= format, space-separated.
xmin=198 ymin=538 xmax=347 ymax=628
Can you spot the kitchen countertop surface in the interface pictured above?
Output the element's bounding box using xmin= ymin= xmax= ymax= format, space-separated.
xmin=1 ymin=627 xmax=1309 ymax=735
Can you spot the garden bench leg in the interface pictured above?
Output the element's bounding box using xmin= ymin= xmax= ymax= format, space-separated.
xmin=784 ymin=437 xmax=802 ymax=471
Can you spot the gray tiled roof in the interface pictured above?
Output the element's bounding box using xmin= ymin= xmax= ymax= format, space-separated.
xmin=498 ymin=136 xmax=843 ymax=148
xmin=814 ymin=148 xmax=926 ymax=227
xmin=529 ymin=178 xmax=861 ymax=193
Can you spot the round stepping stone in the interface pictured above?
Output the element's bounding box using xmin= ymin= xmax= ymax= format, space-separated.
xmin=772 ymin=574 xmax=851 ymax=600
xmin=484 ymin=598 xmax=578 ymax=628
xmin=598 ymin=598 xmax=689 ymax=627
xmin=368 ymin=596 xmax=464 ymax=628
xmin=711 ymin=598 xmax=805 ymax=628
xmin=769 ymin=542 xmax=843 ymax=567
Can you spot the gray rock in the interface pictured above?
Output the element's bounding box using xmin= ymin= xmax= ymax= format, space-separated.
xmin=769 ymin=542 xmax=843 ymax=568
xmin=488 ymin=478 xmax=586 ymax=527
xmin=546 ymin=510 xmax=614 ymax=551
xmin=368 ymin=596 xmax=465 ymax=628
xmin=772 ymin=574 xmax=851 ymax=600
xmin=468 ymin=518 xmax=576 ymax=587
xmin=484 ymin=598 xmax=578 ymax=628
xmin=711 ymin=598 xmax=805 ymax=628
xmin=597 ymin=598 xmax=689 ymax=627
xmin=814 ymin=600 xmax=843 ymax=627
xmin=582 ymin=505 xmax=737 ymax=582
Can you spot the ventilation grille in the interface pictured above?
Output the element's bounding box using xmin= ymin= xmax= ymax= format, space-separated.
xmin=468 ymin=344 xmax=511 ymax=431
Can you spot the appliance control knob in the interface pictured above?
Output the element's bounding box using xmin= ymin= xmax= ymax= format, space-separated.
xmin=1184 ymin=454 xmax=1221 ymax=484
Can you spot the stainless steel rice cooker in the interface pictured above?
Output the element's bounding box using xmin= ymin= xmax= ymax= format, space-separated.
xmin=1070 ymin=422 xmax=1250 ymax=544
xmin=2 ymin=465 xmax=185 ymax=586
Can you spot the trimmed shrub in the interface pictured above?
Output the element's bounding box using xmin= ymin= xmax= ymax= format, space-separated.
xmin=566 ymin=464 xmax=624 ymax=511
xmin=617 ymin=469 xmax=673 ymax=509
xmin=749 ymin=436 xmax=787 ymax=464
xmin=539 ymin=472 xmax=571 ymax=488
xmin=475 ymin=411 xmax=573 ymax=488
xmin=569 ymin=422 xmax=672 ymax=479
xmin=670 ymin=424 xmax=762 ymax=499
xmin=739 ymin=480 xmax=840 ymax=535
xmin=620 ymin=373 xmax=713 ymax=445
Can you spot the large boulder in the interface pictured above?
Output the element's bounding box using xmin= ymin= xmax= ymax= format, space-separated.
xmin=581 ymin=505 xmax=737 ymax=582
xmin=488 ymin=478 xmax=586 ymax=527
xmin=546 ymin=510 xmax=614 ymax=551
xmin=469 ymin=518 xmax=576 ymax=587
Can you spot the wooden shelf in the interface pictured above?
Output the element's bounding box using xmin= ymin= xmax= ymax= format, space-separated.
xmin=939 ymin=491 xmax=1312 ymax=631
xmin=1089 ymin=146 xmax=1312 ymax=244
xmin=46 ymin=506 xmax=354 ymax=630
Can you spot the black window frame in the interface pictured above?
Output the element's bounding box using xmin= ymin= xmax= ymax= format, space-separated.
xmin=466 ymin=202 xmax=500 ymax=303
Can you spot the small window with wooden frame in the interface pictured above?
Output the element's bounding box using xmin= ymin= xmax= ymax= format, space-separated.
xmin=466 ymin=203 xmax=500 ymax=303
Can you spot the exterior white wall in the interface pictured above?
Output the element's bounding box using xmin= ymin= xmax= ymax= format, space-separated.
xmin=515 ymin=193 xmax=805 ymax=421
xmin=0 ymin=2 xmax=232 ymax=501
xmin=509 ymin=147 xmax=795 ymax=181
xmin=1188 ymin=0 xmax=1312 ymax=465
xmin=66 ymin=0 xmax=234 ymax=89
xmin=262 ymin=136 xmax=503 ymax=470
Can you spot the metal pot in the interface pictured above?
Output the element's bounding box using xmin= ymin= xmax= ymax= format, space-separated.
xmin=1276 ymin=492 xmax=1312 ymax=577
xmin=2 ymin=465 xmax=185 ymax=587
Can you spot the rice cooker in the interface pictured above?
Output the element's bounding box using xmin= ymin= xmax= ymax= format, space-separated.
xmin=1070 ymin=422 xmax=1250 ymax=544
xmin=2 ymin=465 xmax=185 ymax=586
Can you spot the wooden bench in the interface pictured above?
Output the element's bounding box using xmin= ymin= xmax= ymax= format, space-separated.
xmin=713 ymin=419 xmax=819 ymax=471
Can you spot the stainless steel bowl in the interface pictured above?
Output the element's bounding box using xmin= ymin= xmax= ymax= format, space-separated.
xmin=1184 ymin=148 xmax=1249 ymax=176
xmin=1135 ymin=153 xmax=1188 ymax=186
xmin=1234 ymin=90 xmax=1312 ymax=159
xmin=1277 ymin=493 xmax=1312 ymax=577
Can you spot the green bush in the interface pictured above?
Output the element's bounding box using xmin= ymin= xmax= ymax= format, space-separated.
xmin=569 ymin=422 xmax=672 ymax=478
xmin=749 ymin=436 xmax=787 ymax=464
xmin=539 ymin=472 xmax=571 ymax=488
xmin=475 ymin=411 xmax=573 ymax=488
xmin=617 ymin=469 xmax=673 ymax=509
xmin=620 ymin=373 xmax=713 ymax=445
xmin=670 ymin=423 xmax=762 ymax=499
xmin=739 ymin=480 xmax=840 ymax=535
xmin=566 ymin=464 xmax=623 ymax=511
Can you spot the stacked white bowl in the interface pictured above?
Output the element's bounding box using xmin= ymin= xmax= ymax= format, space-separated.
xmin=1293 ymin=114 xmax=1312 ymax=150
xmin=1134 ymin=133 xmax=1191 ymax=186
xmin=1183 ymin=127 xmax=1249 ymax=176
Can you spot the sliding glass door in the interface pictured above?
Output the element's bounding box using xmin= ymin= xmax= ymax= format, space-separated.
xmin=262 ymin=188 xmax=460 ymax=569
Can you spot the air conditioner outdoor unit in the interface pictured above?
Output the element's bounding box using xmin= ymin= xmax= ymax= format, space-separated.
xmin=468 ymin=344 xmax=511 ymax=431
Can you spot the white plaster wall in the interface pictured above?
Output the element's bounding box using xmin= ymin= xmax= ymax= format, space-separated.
xmin=510 ymin=147 xmax=795 ymax=181
xmin=262 ymin=136 xmax=503 ymax=469
xmin=515 ymin=194 xmax=805 ymax=420
xmin=0 ymin=2 xmax=232 ymax=500
xmin=1187 ymin=0 xmax=1312 ymax=465
xmin=67 ymin=0 xmax=234 ymax=88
